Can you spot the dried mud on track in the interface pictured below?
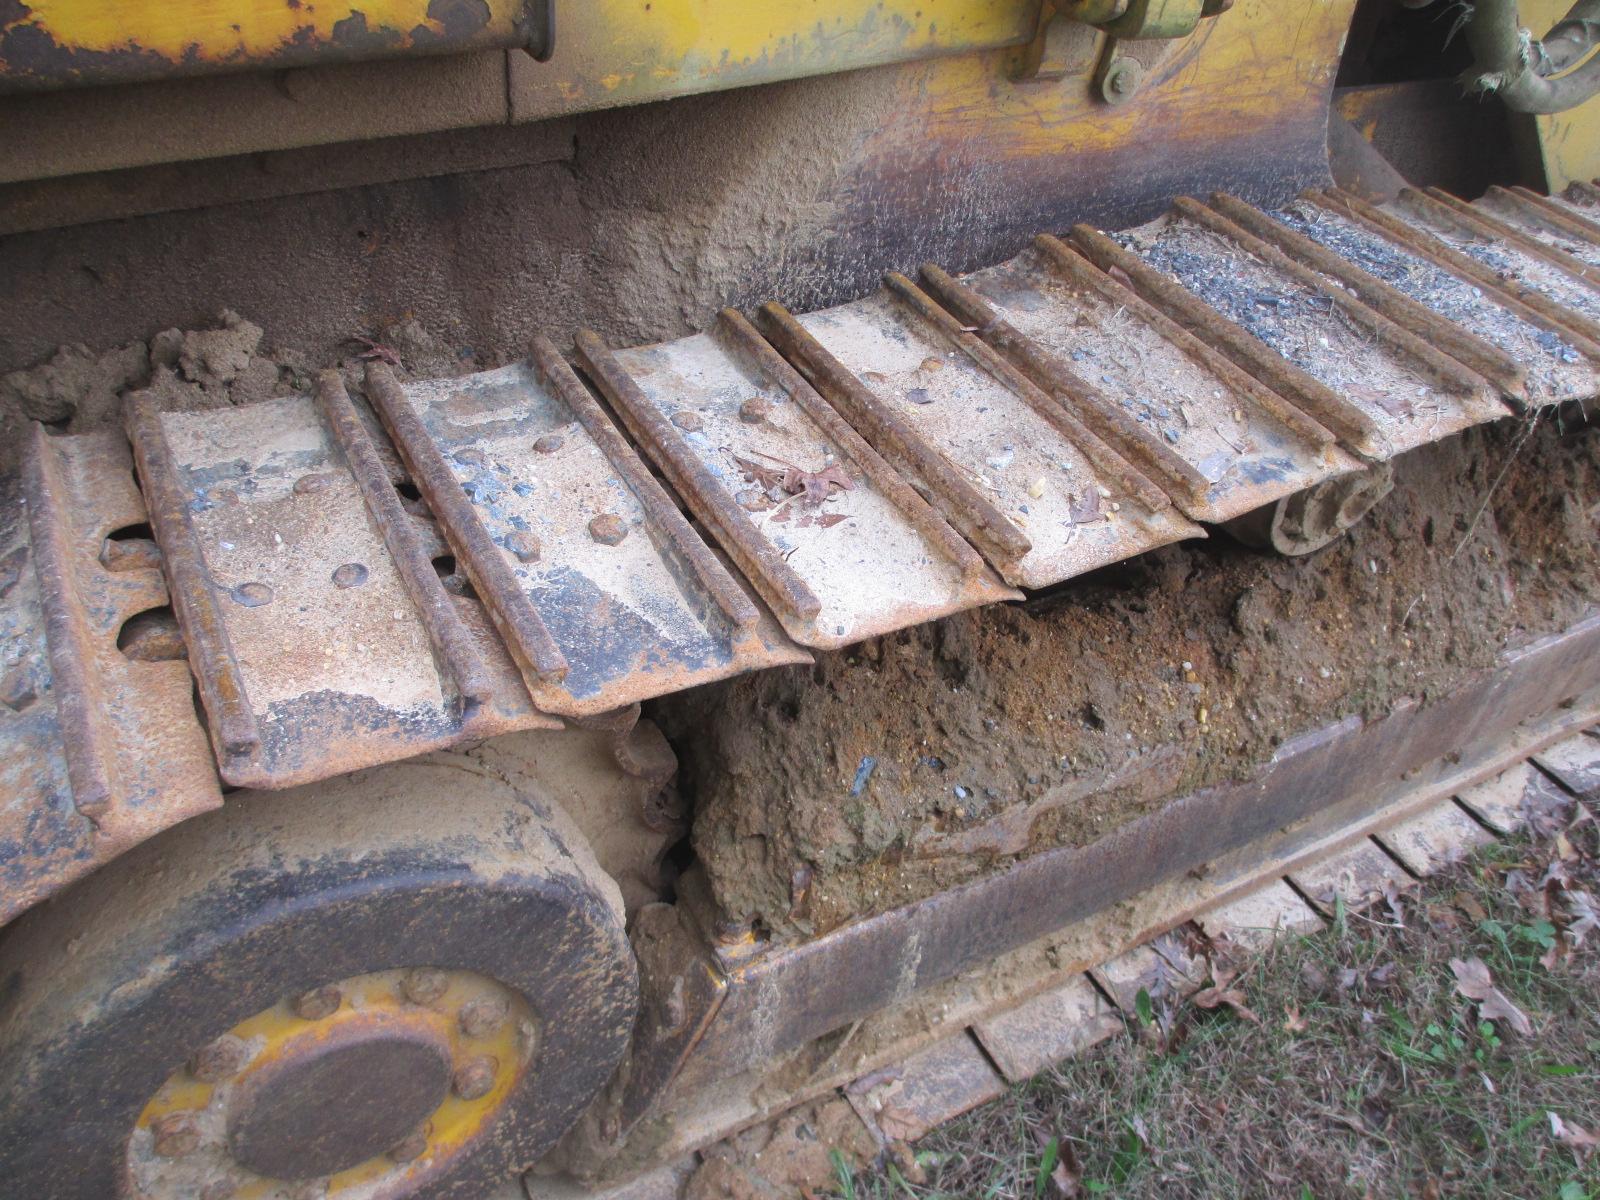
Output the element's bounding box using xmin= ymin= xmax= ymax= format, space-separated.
xmin=664 ymin=414 xmax=1600 ymax=940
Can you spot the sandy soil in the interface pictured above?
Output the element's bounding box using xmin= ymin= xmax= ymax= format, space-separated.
xmin=661 ymin=413 xmax=1600 ymax=940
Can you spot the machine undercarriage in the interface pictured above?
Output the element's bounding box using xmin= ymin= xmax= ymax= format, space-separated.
xmin=1 ymin=2 xmax=1599 ymax=1197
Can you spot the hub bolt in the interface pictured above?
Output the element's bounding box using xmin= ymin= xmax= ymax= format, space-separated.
xmin=452 ymin=1055 xmax=498 ymax=1101
xmin=401 ymin=967 xmax=450 ymax=1006
xmin=291 ymin=984 xmax=342 ymax=1020
xmin=150 ymin=1111 xmax=202 ymax=1158
xmin=388 ymin=1122 xmax=431 ymax=1163
xmin=188 ymin=1034 xmax=248 ymax=1082
xmin=458 ymin=997 xmax=510 ymax=1038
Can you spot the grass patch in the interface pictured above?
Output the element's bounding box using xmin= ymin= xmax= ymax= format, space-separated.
xmin=834 ymin=806 xmax=1600 ymax=1199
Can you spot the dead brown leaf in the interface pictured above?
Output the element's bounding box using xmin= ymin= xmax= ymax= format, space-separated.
xmin=1191 ymin=985 xmax=1260 ymax=1024
xmin=1452 ymin=890 xmax=1488 ymax=922
xmin=1549 ymin=1112 xmax=1600 ymax=1164
xmin=1035 ymin=1131 xmax=1083 ymax=1199
xmin=730 ymin=452 xmax=852 ymax=507
xmin=1282 ymin=1005 xmax=1308 ymax=1034
xmin=1449 ymin=956 xmax=1533 ymax=1036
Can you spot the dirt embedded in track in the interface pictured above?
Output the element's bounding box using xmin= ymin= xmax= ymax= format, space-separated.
xmin=660 ymin=413 xmax=1600 ymax=941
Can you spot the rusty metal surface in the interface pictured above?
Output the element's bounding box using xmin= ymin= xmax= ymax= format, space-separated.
xmin=844 ymin=1032 xmax=1005 ymax=1144
xmin=669 ymin=611 xmax=1600 ymax=1094
xmin=576 ymin=320 xmax=1017 ymax=649
xmin=1278 ymin=190 xmax=1600 ymax=408
xmin=759 ymin=283 xmax=1200 ymax=590
xmin=1320 ymin=186 xmax=1600 ymax=354
xmin=921 ymin=238 xmax=1362 ymax=524
xmin=384 ymin=353 xmax=807 ymax=718
xmin=1389 ymin=188 xmax=1600 ymax=339
xmin=1105 ymin=199 xmax=1509 ymax=460
xmin=1478 ymin=186 xmax=1600 ymax=265
xmin=1 ymin=428 xmax=220 ymax=926
xmin=0 ymin=0 xmax=548 ymax=93
xmin=125 ymin=389 xmax=558 ymax=790
xmin=1423 ymin=186 xmax=1600 ymax=289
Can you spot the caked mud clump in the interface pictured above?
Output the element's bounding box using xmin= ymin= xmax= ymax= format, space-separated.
xmin=0 ymin=311 xmax=474 ymax=474
xmin=662 ymin=416 xmax=1600 ymax=940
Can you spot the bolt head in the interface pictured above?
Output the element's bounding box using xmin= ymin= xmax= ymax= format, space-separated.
xmin=401 ymin=967 xmax=450 ymax=1006
xmin=459 ymin=997 xmax=510 ymax=1039
xmin=151 ymin=1111 xmax=202 ymax=1158
xmin=589 ymin=514 xmax=628 ymax=546
xmin=189 ymin=1034 xmax=248 ymax=1083
xmin=452 ymin=1055 xmax=498 ymax=1101
xmin=388 ymin=1122 xmax=431 ymax=1163
xmin=291 ymin=984 xmax=342 ymax=1020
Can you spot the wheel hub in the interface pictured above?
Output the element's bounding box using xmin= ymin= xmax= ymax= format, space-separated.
xmin=226 ymin=1021 xmax=452 ymax=1180
xmin=129 ymin=968 xmax=535 ymax=1199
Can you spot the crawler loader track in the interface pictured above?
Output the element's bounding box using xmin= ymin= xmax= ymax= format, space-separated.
xmin=5 ymin=186 xmax=1600 ymax=920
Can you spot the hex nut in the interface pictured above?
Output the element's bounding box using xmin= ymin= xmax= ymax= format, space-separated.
xmin=458 ymin=997 xmax=510 ymax=1039
xmin=452 ymin=1056 xmax=498 ymax=1101
xmin=505 ymin=531 xmax=542 ymax=564
xmin=188 ymin=1034 xmax=248 ymax=1083
xmin=291 ymin=984 xmax=342 ymax=1020
xmin=402 ymin=967 xmax=450 ymax=1006
xmin=589 ymin=514 xmax=628 ymax=546
xmin=151 ymin=1112 xmax=202 ymax=1158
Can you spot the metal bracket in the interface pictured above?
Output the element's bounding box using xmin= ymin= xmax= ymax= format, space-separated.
xmin=1011 ymin=0 xmax=1230 ymax=99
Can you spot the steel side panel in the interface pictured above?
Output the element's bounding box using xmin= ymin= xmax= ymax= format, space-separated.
xmin=794 ymin=293 xmax=1197 ymax=589
xmin=401 ymin=364 xmax=807 ymax=714
xmin=960 ymin=249 xmax=1360 ymax=521
xmin=674 ymin=611 xmax=1600 ymax=1091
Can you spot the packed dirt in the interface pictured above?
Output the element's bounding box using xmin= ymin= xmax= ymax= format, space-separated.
xmin=0 ymin=309 xmax=474 ymax=474
xmin=660 ymin=411 xmax=1600 ymax=941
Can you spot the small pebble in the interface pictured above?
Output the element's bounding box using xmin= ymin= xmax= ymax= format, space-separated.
xmin=505 ymin=531 xmax=541 ymax=563
xmin=1028 ymin=478 xmax=1046 ymax=499
xmin=906 ymin=388 xmax=932 ymax=405
xmin=533 ymin=434 xmax=564 ymax=454
xmin=293 ymin=473 xmax=332 ymax=495
xmin=739 ymin=397 xmax=771 ymax=424
xmin=671 ymin=411 xmax=704 ymax=433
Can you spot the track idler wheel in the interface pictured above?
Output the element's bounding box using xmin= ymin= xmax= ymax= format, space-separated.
xmin=0 ymin=758 xmax=638 ymax=1199
xmin=1221 ymin=462 xmax=1395 ymax=556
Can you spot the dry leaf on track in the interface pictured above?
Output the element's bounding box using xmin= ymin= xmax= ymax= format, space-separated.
xmin=1449 ymin=956 xmax=1533 ymax=1036
xmin=1548 ymin=1112 xmax=1599 ymax=1164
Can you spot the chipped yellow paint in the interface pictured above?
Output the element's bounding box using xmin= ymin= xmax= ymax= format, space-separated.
xmin=0 ymin=0 xmax=528 ymax=89
xmin=514 ymin=0 xmax=1043 ymax=121
xmin=131 ymin=968 xmax=533 ymax=1199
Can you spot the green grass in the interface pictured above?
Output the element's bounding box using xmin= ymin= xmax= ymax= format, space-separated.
xmin=829 ymin=811 xmax=1600 ymax=1200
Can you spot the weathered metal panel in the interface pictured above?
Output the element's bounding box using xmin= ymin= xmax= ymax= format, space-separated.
xmin=381 ymin=351 xmax=808 ymax=718
xmin=576 ymin=316 xmax=1018 ymax=650
xmin=1 ymin=428 xmax=221 ymax=925
xmin=760 ymin=282 xmax=1201 ymax=590
xmin=0 ymin=0 xmax=545 ymax=92
xmin=123 ymin=386 xmax=561 ymax=790
xmin=509 ymin=0 xmax=1041 ymax=122
xmin=1087 ymin=202 xmax=1509 ymax=462
xmin=920 ymin=239 xmax=1363 ymax=523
